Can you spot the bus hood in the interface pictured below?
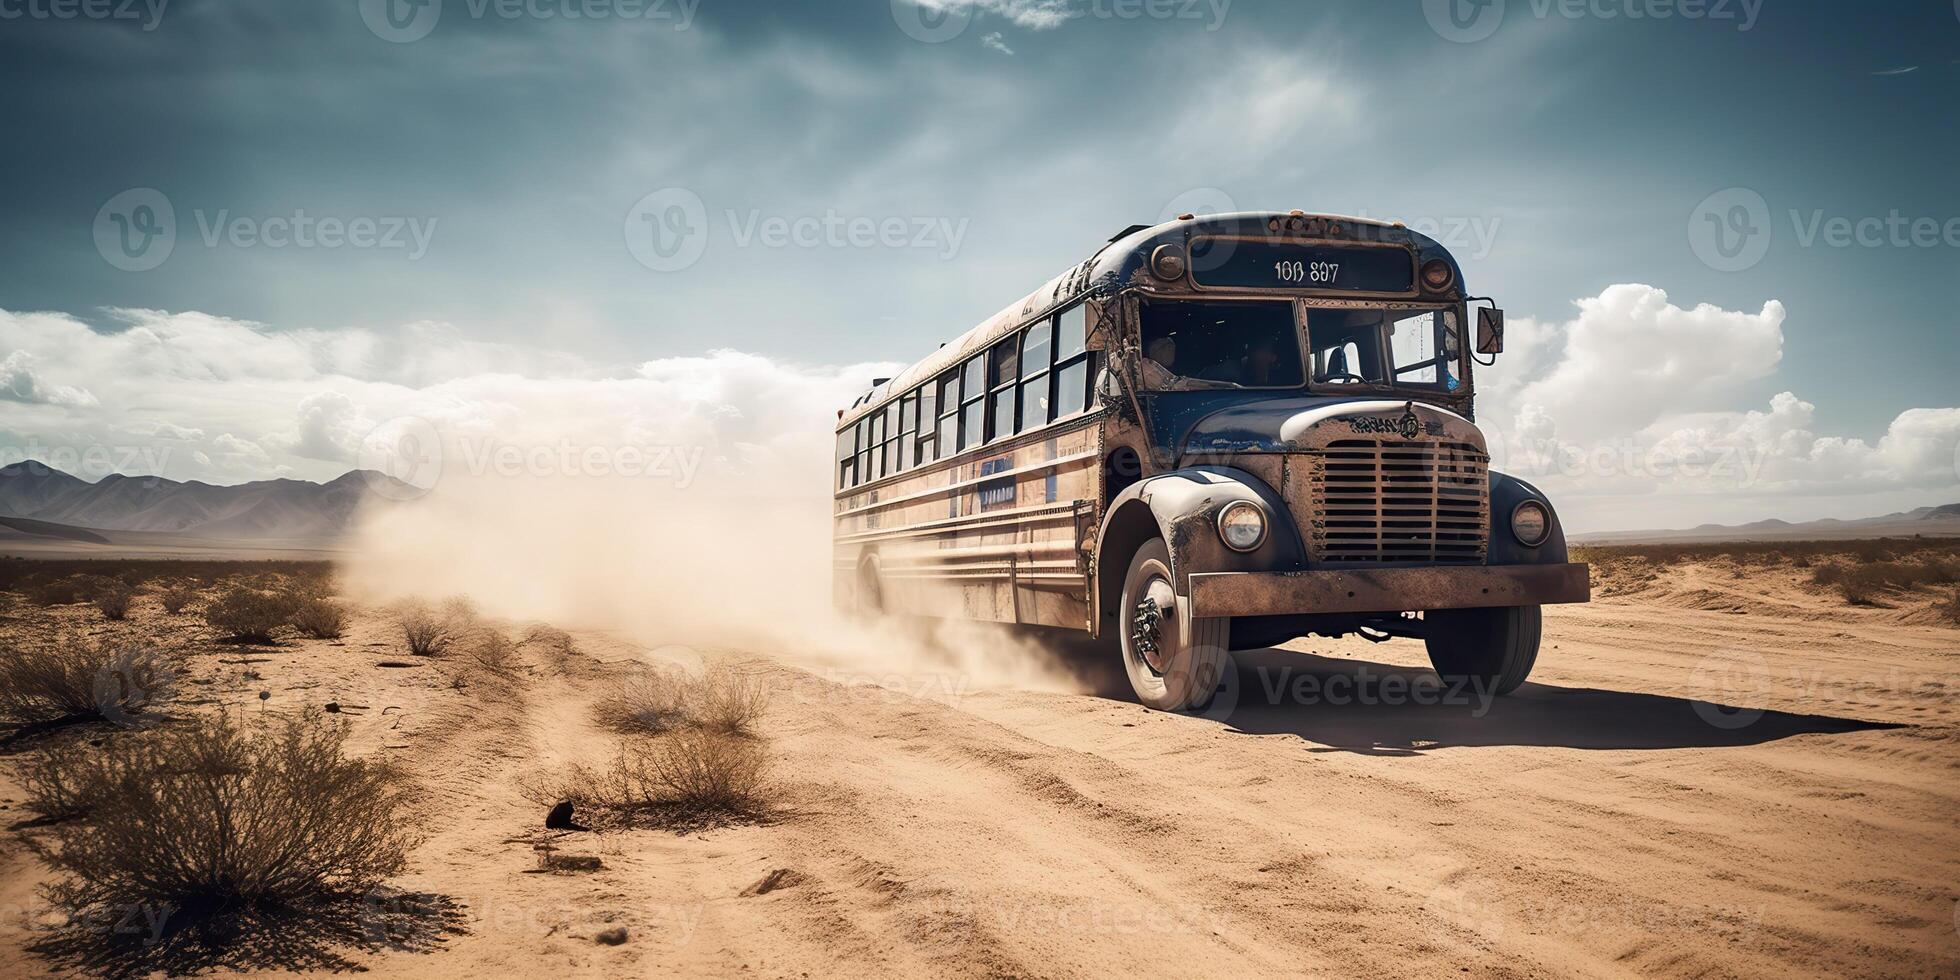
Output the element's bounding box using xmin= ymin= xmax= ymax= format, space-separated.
xmin=1175 ymin=397 xmax=1486 ymax=457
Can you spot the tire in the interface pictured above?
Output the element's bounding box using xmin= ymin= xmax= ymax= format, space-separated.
xmin=854 ymin=558 xmax=884 ymax=618
xmin=1117 ymin=539 xmax=1230 ymax=712
xmin=1424 ymin=604 xmax=1541 ymax=696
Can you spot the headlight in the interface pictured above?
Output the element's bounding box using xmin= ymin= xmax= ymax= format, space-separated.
xmin=1217 ymin=500 xmax=1267 ymax=552
xmin=1511 ymin=500 xmax=1550 ymax=547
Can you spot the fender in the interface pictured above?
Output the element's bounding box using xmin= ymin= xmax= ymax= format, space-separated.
xmin=1488 ymin=471 xmax=1572 ymax=566
xmin=1090 ymin=465 xmax=1306 ymax=637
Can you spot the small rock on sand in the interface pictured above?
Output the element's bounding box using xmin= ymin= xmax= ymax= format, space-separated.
xmin=594 ymin=927 xmax=628 ymax=946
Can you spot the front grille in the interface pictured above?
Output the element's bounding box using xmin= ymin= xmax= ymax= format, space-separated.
xmin=1309 ymin=439 xmax=1488 ymax=563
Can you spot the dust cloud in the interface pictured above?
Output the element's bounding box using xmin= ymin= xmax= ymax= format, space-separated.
xmin=337 ymin=351 xmax=1086 ymax=698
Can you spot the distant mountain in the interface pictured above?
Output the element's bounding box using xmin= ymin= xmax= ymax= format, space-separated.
xmin=0 ymin=462 xmax=410 ymax=542
xmin=1576 ymin=502 xmax=1960 ymax=545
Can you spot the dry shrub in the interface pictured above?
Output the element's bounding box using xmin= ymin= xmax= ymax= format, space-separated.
xmin=692 ymin=662 xmax=769 ymax=736
xmin=1811 ymin=563 xmax=1846 ymax=586
xmin=92 ymin=582 xmax=135 ymax=621
xmin=1941 ymin=590 xmax=1960 ymax=627
xmin=290 ymin=593 xmax=348 ymax=640
xmin=524 ymin=731 xmax=768 ymax=831
xmin=0 ymin=641 xmax=171 ymax=729
xmin=592 ymin=661 xmax=768 ymax=737
xmin=1837 ymin=578 xmax=1878 ymax=606
xmin=24 ymin=575 xmax=90 ymax=607
xmin=396 ymin=597 xmax=476 ymax=657
xmin=462 ymin=629 xmax=523 ymax=675
xmin=204 ymin=585 xmax=301 ymax=643
xmin=159 ymin=583 xmax=201 ymax=615
xmin=520 ymin=624 xmax=577 ymax=663
xmin=592 ymin=670 xmax=691 ymax=734
xmin=20 ymin=710 xmax=422 ymax=946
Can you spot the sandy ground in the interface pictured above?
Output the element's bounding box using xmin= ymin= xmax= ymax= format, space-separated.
xmin=1 ymin=557 xmax=1957 ymax=978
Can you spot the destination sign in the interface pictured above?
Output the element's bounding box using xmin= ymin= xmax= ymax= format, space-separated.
xmin=1188 ymin=239 xmax=1416 ymax=293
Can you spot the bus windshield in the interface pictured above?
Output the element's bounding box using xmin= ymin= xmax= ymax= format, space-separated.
xmin=1306 ymin=306 xmax=1464 ymax=393
xmin=1136 ymin=299 xmax=1306 ymax=390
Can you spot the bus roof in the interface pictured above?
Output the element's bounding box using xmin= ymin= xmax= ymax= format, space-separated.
xmin=837 ymin=211 xmax=1464 ymax=429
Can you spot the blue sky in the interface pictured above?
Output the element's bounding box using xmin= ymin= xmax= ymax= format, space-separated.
xmin=1 ymin=0 xmax=1957 ymax=529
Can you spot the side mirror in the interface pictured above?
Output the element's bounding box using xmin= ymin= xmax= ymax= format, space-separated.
xmin=1476 ymin=307 xmax=1505 ymax=355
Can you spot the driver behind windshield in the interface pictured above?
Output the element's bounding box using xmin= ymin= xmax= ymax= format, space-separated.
xmin=1138 ymin=300 xmax=1303 ymax=389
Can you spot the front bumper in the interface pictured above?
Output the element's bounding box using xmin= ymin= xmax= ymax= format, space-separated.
xmin=1187 ymin=563 xmax=1590 ymax=618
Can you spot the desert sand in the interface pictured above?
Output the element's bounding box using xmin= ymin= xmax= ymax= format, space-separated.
xmin=1 ymin=552 xmax=1956 ymax=978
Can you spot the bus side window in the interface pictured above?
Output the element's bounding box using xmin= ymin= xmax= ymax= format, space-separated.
xmin=960 ymin=355 xmax=986 ymax=451
xmin=1054 ymin=305 xmax=1093 ymax=420
xmin=854 ymin=418 xmax=871 ymax=486
xmin=935 ymin=370 xmax=959 ymax=460
xmin=896 ymin=393 xmax=917 ymax=471
xmin=987 ymin=337 xmax=1019 ymax=442
xmin=915 ymin=383 xmax=936 ymax=464
xmin=837 ymin=425 xmax=856 ymax=490
xmin=1056 ymin=305 xmax=1087 ymax=360
xmin=1020 ymin=317 xmax=1052 ymax=432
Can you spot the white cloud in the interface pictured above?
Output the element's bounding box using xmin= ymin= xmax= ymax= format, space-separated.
xmin=908 ymin=0 xmax=1077 ymax=30
xmin=1482 ymin=284 xmax=1960 ymax=525
xmin=0 ymin=349 xmax=97 ymax=407
xmin=980 ymin=31 xmax=1015 ymax=55
xmin=0 ymin=307 xmax=897 ymax=492
xmin=1 ymin=294 xmax=1953 ymax=532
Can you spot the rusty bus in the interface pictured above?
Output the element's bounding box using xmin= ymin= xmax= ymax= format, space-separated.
xmin=832 ymin=212 xmax=1590 ymax=712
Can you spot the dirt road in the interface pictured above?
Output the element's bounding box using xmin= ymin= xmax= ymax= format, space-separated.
xmin=3 ymin=560 xmax=1957 ymax=977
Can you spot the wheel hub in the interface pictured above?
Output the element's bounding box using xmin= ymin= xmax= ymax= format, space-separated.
xmin=1130 ymin=580 xmax=1178 ymax=674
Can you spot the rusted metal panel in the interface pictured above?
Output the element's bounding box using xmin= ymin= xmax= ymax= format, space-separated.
xmin=1187 ymin=563 xmax=1591 ymax=619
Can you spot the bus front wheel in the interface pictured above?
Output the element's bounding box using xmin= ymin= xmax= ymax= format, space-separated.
xmin=1118 ymin=539 xmax=1229 ymax=712
xmin=1424 ymin=605 xmax=1541 ymax=696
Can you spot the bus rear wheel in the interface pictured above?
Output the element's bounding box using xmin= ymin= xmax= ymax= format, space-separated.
xmin=1424 ymin=605 xmax=1541 ymax=696
xmin=854 ymin=559 xmax=885 ymax=618
xmin=1118 ymin=539 xmax=1229 ymax=712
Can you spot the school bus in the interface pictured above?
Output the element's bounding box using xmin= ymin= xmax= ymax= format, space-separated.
xmin=833 ymin=211 xmax=1589 ymax=711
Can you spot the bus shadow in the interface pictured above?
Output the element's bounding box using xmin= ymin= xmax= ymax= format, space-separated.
xmin=1211 ymin=648 xmax=1902 ymax=755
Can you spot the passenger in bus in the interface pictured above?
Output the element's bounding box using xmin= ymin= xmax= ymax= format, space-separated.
xmin=1139 ymin=335 xmax=1182 ymax=388
xmin=1195 ymin=337 xmax=1286 ymax=387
